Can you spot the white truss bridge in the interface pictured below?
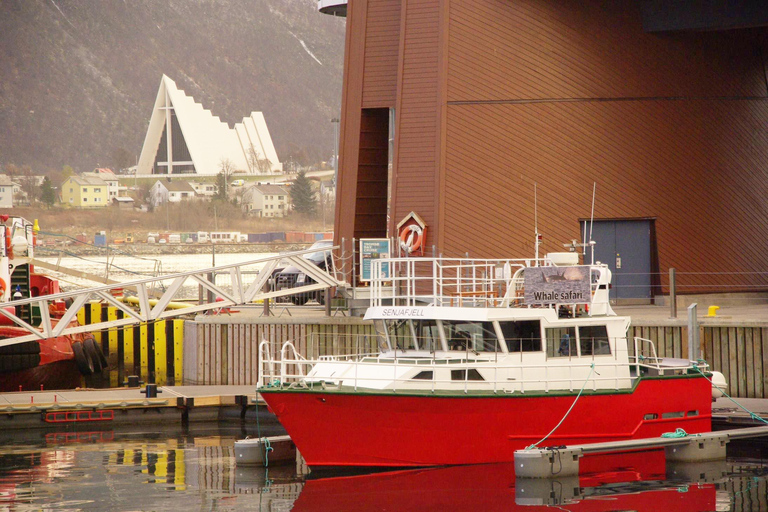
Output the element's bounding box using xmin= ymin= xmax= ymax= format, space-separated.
xmin=0 ymin=246 xmax=346 ymax=348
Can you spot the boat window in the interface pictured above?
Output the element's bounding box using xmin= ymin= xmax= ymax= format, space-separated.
xmin=384 ymin=319 xmax=441 ymax=351
xmin=451 ymin=369 xmax=484 ymax=381
xmin=578 ymin=325 xmax=611 ymax=356
xmin=499 ymin=321 xmax=542 ymax=353
xmin=413 ymin=320 xmax=442 ymax=352
xmin=442 ymin=321 xmax=499 ymax=352
xmin=412 ymin=371 xmax=433 ymax=380
xmin=546 ymin=327 xmax=577 ymax=358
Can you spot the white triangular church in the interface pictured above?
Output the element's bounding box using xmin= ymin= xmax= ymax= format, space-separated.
xmin=136 ymin=75 xmax=282 ymax=176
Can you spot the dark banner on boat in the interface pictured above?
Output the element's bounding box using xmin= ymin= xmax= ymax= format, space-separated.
xmin=523 ymin=266 xmax=591 ymax=305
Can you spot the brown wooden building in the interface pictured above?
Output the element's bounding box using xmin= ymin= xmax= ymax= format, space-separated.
xmin=333 ymin=0 xmax=768 ymax=300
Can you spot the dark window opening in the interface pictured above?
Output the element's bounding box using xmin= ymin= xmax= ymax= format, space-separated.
xmin=578 ymin=325 xmax=611 ymax=356
xmin=451 ymin=369 xmax=484 ymax=381
xmin=443 ymin=321 xmax=499 ymax=352
xmin=643 ymin=413 xmax=658 ymax=420
xmin=412 ymin=371 xmax=433 ymax=380
xmin=499 ymin=321 xmax=542 ymax=352
xmin=661 ymin=411 xmax=684 ymax=419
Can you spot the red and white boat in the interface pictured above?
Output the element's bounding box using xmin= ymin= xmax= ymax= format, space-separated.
xmin=258 ymin=241 xmax=727 ymax=469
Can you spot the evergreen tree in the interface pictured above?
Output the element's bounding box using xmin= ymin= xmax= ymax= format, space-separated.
xmin=40 ymin=176 xmax=56 ymax=207
xmin=290 ymin=170 xmax=317 ymax=216
xmin=214 ymin=171 xmax=227 ymax=201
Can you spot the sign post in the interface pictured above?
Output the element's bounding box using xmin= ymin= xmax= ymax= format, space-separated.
xmin=359 ymin=239 xmax=391 ymax=282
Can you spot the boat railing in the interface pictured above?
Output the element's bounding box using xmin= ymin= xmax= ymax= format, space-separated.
xmin=369 ymin=257 xmax=608 ymax=310
xmin=259 ymin=339 xmax=706 ymax=393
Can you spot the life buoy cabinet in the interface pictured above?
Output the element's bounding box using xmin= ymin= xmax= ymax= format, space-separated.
xmin=399 ymin=224 xmax=424 ymax=255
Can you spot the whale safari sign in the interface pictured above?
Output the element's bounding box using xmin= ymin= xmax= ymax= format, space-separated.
xmin=523 ymin=266 xmax=591 ymax=305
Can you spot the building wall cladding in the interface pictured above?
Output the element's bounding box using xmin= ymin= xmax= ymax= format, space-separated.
xmin=336 ymin=0 xmax=768 ymax=292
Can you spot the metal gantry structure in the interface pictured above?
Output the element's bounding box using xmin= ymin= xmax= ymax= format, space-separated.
xmin=0 ymin=246 xmax=346 ymax=349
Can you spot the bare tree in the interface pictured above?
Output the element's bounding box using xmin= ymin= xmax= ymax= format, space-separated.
xmin=247 ymin=145 xmax=273 ymax=175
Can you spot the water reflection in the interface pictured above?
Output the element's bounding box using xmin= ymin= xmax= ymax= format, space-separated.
xmin=0 ymin=429 xmax=766 ymax=511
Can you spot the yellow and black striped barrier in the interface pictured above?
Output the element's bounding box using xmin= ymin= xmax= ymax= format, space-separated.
xmin=78 ymin=302 xmax=184 ymax=387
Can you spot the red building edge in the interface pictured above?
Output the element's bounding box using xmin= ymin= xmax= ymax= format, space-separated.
xmin=332 ymin=0 xmax=768 ymax=302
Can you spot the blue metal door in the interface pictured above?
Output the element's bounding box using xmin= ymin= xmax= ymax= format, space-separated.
xmin=582 ymin=220 xmax=652 ymax=303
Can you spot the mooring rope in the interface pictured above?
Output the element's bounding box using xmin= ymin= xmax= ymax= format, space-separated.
xmin=692 ymin=364 xmax=768 ymax=426
xmin=525 ymin=363 xmax=596 ymax=450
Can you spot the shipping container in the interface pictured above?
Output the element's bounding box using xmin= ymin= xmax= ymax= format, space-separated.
xmin=94 ymin=234 xmax=106 ymax=247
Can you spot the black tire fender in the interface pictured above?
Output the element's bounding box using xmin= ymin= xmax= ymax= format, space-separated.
xmin=72 ymin=341 xmax=94 ymax=375
xmin=84 ymin=337 xmax=107 ymax=372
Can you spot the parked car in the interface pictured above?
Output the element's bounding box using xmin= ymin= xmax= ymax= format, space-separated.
xmin=273 ymin=240 xmax=333 ymax=305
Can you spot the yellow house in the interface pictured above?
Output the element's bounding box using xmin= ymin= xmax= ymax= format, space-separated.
xmin=61 ymin=176 xmax=109 ymax=208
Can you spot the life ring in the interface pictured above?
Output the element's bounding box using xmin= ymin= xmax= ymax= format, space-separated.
xmin=399 ymin=225 xmax=424 ymax=255
xmin=0 ymin=277 xmax=6 ymax=300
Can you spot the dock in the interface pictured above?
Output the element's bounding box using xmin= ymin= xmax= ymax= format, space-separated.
xmin=515 ymin=425 xmax=768 ymax=478
xmin=0 ymin=385 xmax=262 ymax=429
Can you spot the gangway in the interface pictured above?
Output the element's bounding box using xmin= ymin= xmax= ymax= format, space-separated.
xmin=0 ymin=246 xmax=346 ymax=349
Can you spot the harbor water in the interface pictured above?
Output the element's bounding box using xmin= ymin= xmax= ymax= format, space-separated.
xmin=1 ymin=422 xmax=768 ymax=511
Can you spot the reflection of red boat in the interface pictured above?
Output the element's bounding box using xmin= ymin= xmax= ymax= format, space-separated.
xmin=292 ymin=456 xmax=716 ymax=512
xmin=0 ymin=216 xmax=105 ymax=391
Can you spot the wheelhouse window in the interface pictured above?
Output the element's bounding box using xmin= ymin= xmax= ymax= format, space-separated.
xmin=578 ymin=325 xmax=611 ymax=356
xmin=381 ymin=319 xmax=441 ymax=351
xmin=546 ymin=327 xmax=577 ymax=358
xmin=499 ymin=321 xmax=542 ymax=353
xmin=443 ymin=321 xmax=499 ymax=352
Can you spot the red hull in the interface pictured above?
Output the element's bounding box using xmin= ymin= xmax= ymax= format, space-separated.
xmin=0 ymin=359 xmax=82 ymax=392
xmin=0 ymin=321 xmax=86 ymax=392
xmin=260 ymin=375 xmax=713 ymax=467
xmin=292 ymin=461 xmax=715 ymax=512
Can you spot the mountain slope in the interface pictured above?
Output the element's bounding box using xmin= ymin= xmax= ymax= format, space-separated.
xmin=0 ymin=0 xmax=345 ymax=172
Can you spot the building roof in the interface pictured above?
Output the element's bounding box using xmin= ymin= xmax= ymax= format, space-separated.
xmin=67 ymin=176 xmax=108 ymax=187
xmin=0 ymin=175 xmax=13 ymax=187
xmin=155 ymin=180 xmax=196 ymax=193
xmin=136 ymin=75 xmax=283 ymax=176
xmin=112 ymin=196 xmax=135 ymax=203
xmin=250 ymin=184 xmax=289 ymax=196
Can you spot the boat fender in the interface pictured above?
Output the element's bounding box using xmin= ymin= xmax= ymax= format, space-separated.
xmin=71 ymin=341 xmax=95 ymax=376
xmin=399 ymin=225 xmax=424 ymax=254
xmin=710 ymin=371 xmax=727 ymax=399
xmin=83 ymin=337 xmax=107 ymax=373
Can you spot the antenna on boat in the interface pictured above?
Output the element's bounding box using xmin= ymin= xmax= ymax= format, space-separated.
xmin=534 ymin=183 xmax=541 ymax=265
xmin=589 ymin=182 xmax=596 ymax=265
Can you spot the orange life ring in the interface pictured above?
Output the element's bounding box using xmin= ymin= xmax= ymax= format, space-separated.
xmin=399 ymin=225 xmax=424 ymax=254
xmin=0 ymin=277 xmax=5 ymax=299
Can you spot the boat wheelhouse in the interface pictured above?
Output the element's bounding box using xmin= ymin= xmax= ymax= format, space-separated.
xmin=258 ymin=251 xmax=725 ymax=468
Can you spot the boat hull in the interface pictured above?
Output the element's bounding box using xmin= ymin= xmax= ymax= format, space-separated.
xmin=260 ymin=375 xmax=713 ymax=467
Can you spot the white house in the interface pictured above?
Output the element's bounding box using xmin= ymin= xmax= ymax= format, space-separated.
xmin=0 ymin=175 xmax=13 ymax=208
xmin=241 ymin=184 xmax=290 ymax=218
xmin=136 ymin=75 xmax=282 ymax=177
xmin=188 ymin=181 xmax=218 ymax=199
xmin=149 ymin=180 xmax=197 ymax=208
